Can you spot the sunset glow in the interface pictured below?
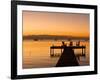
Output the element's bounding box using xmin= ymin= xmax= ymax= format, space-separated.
xmin=23 ymin=11 xmax=89 ymax=37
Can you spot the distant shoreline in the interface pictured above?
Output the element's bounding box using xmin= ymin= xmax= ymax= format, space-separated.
xmin=23 ymin=35 xmax=89 ymax=41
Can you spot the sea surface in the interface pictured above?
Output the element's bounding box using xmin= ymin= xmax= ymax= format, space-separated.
xmin=22 ymin=40 xmax=90 ymax=69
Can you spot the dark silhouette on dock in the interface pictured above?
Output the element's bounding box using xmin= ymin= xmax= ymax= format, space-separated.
xmin=56 ymin=41 xmax=79 ymax=67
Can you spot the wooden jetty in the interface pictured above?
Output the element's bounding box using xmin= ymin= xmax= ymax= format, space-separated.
xmin=50 ymin=45 xmax=86 ymax=60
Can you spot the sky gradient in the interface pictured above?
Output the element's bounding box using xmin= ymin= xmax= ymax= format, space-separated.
xmin=23 ymin=11 xmax=89 ymax=37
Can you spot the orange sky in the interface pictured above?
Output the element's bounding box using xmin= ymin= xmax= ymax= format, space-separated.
xmin=23 ymin=11 xmax=89 ymax=37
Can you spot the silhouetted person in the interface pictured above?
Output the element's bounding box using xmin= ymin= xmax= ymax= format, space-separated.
xmin=61 ymin=41 xmax=67 ymax=47
xmin=69 ymin=41 xmax=73 ymax=46
xmin=56 ymin=42 xmax=79 ymax=67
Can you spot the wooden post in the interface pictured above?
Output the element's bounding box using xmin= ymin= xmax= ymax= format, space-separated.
xmin=52 ymin=49 xmax=54 ymax=56
xmin=84 ymin=47 xmax=86 ymax=56
xmin=50 ymin=48 xmax=54 ymax=56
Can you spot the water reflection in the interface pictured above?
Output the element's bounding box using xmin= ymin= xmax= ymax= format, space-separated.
xmin=22 ymin=40 xmax=89 ymax=69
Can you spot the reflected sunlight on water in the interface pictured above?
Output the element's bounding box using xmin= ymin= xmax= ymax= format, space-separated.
xmin=22 ymin=40 xmax=90 ymax=69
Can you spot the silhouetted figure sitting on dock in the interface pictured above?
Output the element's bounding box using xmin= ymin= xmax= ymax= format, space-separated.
xmin=56 ymin=42 xmax=79 ymax=67
xmin=76 ymin=41 xmax=80 ymax=46
xmin=61 ymin=41 xmax=67 ymax=47
xmin=69 ymin=41 xmax=73 ymax=46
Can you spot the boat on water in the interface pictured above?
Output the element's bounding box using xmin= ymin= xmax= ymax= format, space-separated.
xmin=33 ymin=39 xmax=38 ymax=41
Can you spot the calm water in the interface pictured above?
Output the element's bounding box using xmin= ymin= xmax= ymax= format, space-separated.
xmin=22 ymin=40 xmax=90 ymax=69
